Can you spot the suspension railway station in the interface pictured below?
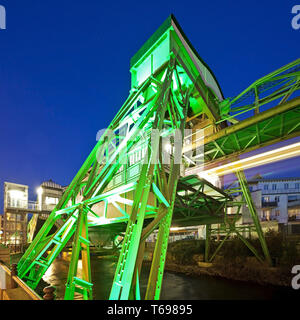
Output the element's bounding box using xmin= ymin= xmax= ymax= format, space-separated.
xmin=1 ymin=15 xmax=300 ymax=300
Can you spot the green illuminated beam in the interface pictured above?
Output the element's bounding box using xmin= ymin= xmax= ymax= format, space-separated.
xmin=220 ymin=58 xmax=300 ymax=121
xmin=17 ymin=14 xmax=284 ymax=301
xmin=64 ymin=206 xmax=92 ymax=300
xmin=236 ymin=170 xmax=272 ymax=265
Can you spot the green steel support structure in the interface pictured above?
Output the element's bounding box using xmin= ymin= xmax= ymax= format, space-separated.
xmin=64 ymin=206 xmax=93 ymax=300
xmin=17 ymin=15 xmax=300 ymax=300
xmin=204 ymin=172 xmax=271 ymax=265
xmin=236 ymin=170 xmax=272 ymax=265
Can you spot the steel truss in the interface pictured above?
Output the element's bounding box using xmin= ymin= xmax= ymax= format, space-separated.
xmin=18 ymin=56 xmax=195 ymax=300
xmin=205 ymin=170 xmax=272 ymax=265
xmin=17 ymin=15 xmax=298 ymax=300
xmin=183 ymin=59 xmax=300 ymax=168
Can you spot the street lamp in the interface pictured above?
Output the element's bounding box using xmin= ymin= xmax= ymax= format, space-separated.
xmin=36 ymin=187 xmax=43 ymax=195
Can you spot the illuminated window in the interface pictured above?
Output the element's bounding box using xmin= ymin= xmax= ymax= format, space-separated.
xmin=8 ymin=190 xmax=25 ymax=199
xmin=288 ymin=208 xmax=300 ymax=219
xmin=275 ymin=210 xmax=280 ymax=216
xmin=129 ymin=154 xmax=135 ymax=166
xmin=135 ymin=150 xmax=141 ymax=162
xmin=265 ymin=210 xmax=271 ymax=221
xmin=45 ymin=197 xmax=59 ymax=205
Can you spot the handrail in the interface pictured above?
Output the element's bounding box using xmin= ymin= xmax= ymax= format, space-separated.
xmin=0 ymin=262 xmax=42 ymax=300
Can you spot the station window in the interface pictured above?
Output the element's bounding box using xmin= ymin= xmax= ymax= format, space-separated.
xmin=129 ymin=147 xmax=146 ymax=166
xmin=135 ymin=150 xmax=142 ymax=162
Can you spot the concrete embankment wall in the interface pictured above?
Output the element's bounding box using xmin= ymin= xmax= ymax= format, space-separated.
xmin=142 ymin=239 xmax=298 ymax=287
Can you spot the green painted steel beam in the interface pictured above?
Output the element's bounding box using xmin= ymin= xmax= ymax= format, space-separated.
xmin=236 ymin=170 xmax=272 ymax=266
xmin=184 ymin=96 xmax=300 ymax=167
xmin=17 ymin=14 xmax=293 ymax=300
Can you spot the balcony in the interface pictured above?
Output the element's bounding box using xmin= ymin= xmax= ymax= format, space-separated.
xmin=262 ymin=188 xmax=300 ymax=195
xmin=262 ymin=201 xmax=277 ymax=208
xmin=5 ymin=197 xmax=57 ymax=213
xmin=40 ymin=204 xmax=56 ymax=212
xmin=6 ymin=199 xmax=39 ymax=211
xmin=288 ymin=200 xmax=300 ymax=208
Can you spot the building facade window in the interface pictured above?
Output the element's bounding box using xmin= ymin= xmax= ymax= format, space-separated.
xmin=284 ymin=183 xmax=289 ymax=190
xmin=262 ymin=196 xmax=270 ymax=202
xmin=288 ymin=208 xmax=300 ymax=220
xmin=275 ymin=196 xmax=280 ymax=203
xmin=288 ymin=195 xmax=299 ymax=202
xmin=264 ymin=184 xmax=268 ymax=190
xmin=272 ymin=184 xmax=277 ymax=190
xmin=265 ymin=210 xmax=271 ymax=221
xmin=275 ymin=210 xmax=280 ymax=216
xmin=45 ymin=196 xmax=59 ymax=205
xmin=295 ymin=183 xmax=300 ymax=189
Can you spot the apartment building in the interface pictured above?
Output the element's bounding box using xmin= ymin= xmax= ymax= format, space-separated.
xmin=3 ymin=180 xmax=64 ymax=252
xmin=248 ymin=177 xmax=300 ymax=224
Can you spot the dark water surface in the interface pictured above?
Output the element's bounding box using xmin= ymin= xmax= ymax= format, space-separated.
xmin=37 ymin=253 xmax=300 ymax=300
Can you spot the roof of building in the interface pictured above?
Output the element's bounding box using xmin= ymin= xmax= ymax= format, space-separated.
xmin=41 ymin=179 xmax=63 ymax=190
xmin=249 ymin=177 xmax=300 ymax=183
xmin=130 ymin=14 xmax=224 ymax=100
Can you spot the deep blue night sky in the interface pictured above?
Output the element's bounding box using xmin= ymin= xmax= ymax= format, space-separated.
xmin=0 ymin=0 xmax=300 ymax=209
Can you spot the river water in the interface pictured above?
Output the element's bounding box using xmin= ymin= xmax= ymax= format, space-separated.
xmin=37 ymin=253 xmax=299 ymax=300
